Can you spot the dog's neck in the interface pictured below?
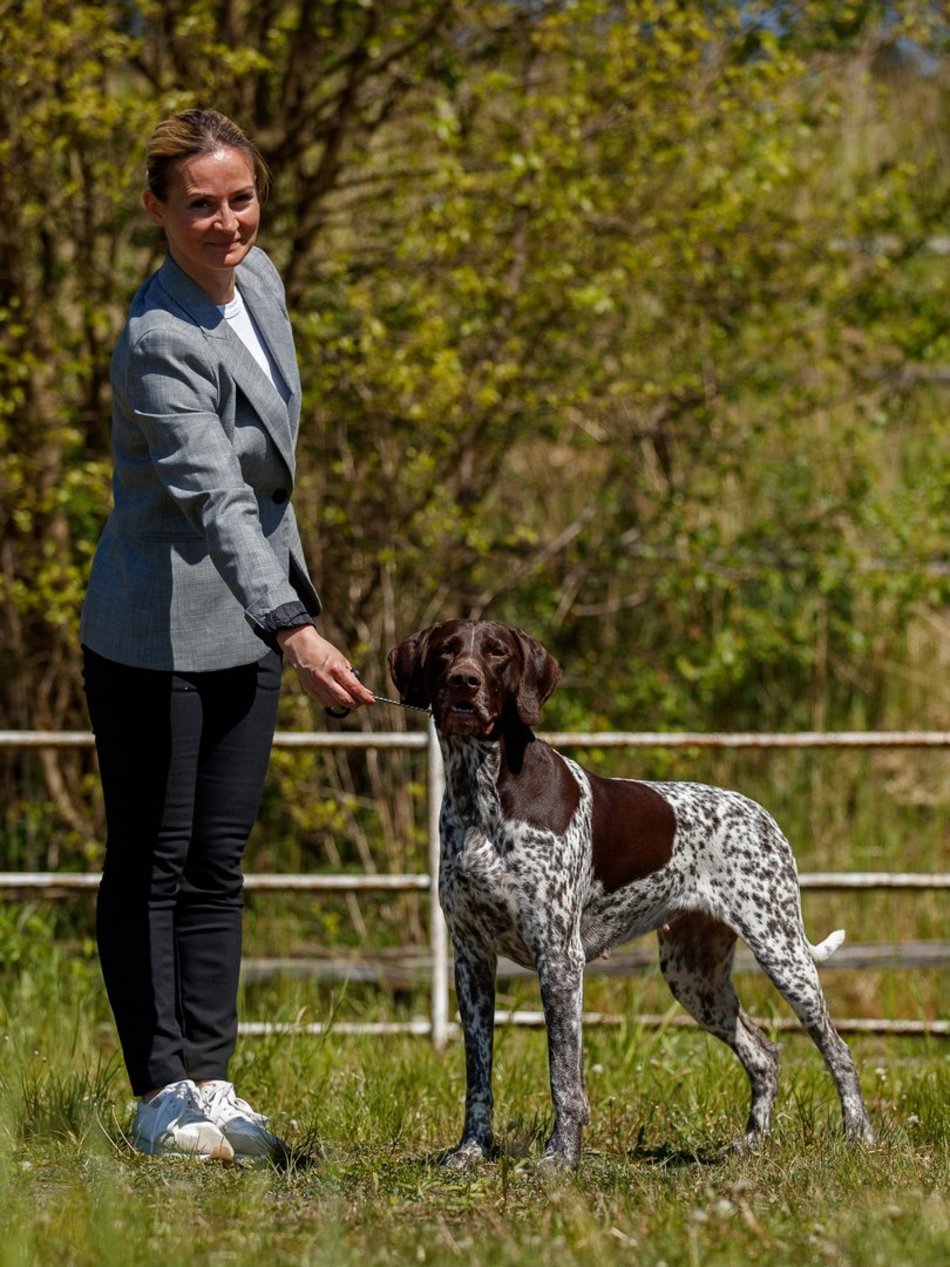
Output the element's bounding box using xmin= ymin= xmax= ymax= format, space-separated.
xmin=438 ymin=719 xmax=537 ymax=812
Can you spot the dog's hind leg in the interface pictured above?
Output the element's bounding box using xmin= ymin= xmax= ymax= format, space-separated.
xmin=738 ymin=923 xmax=875 ymax=1143
xmin=657 ymin=913 xmax=780 ymax=1145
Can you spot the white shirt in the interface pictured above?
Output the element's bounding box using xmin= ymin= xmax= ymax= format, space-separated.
xmin=219 ymin=289 xmax=291 ymax=403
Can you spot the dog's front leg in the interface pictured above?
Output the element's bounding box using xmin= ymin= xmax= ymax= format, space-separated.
xmin=445 ymin=944 xmax=497 ymax=1168
xmin=538 ymin=944 xmax=589 ymax=1169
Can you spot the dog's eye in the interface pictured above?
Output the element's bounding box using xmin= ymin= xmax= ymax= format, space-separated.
xmin=486 ymin=645 xmax=509 ymax=660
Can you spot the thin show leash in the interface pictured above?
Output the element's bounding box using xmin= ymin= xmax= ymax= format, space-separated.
xmin=326 ymin=694 xmax=431 ymax=719
xmin=325 ymin=670 xmax=432 ymax=720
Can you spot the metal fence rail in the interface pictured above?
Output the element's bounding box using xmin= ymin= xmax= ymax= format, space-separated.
xmin=5 ymin=729 xmax=949 ymax=748
xmin=2 ymin=727 xmax=947 ymax=1044
xmin=5 ymin=871 xmax=949 ymax=893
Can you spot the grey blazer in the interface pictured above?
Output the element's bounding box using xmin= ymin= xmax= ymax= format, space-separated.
xmin=80 ymin=247 xmax=322 ymax=671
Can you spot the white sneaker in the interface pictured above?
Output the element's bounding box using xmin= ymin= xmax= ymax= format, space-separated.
xmin=132 ymin=1079 xmax=235 ymax=1161
xmin=198 ymin=1080 xmax=287 ymax=1159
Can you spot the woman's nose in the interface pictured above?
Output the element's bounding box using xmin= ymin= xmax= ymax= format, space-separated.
xmin=215 ymin=202 xmax=237 ymax=230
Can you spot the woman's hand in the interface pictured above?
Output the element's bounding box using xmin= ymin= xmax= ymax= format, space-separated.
xmin=275 ymin=626 xmax=376 ymax=713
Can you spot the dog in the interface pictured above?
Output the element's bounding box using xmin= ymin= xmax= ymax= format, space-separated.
xmin=388 ymin=619 xmax=875 ymax=1167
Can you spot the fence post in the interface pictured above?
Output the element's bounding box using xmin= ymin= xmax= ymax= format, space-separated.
xmin=427 ymin=719 xmax=450 ymax=1047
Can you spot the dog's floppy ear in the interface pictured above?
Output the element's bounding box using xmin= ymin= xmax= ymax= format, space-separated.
xmin=512 ymin=627 xmax=561 ymax=725
xmin=388 ymin=625 xmax=437 ymax=709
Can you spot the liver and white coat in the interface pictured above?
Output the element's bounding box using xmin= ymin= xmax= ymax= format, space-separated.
xmin=389 ymin=619 xmax=874 ymax=1168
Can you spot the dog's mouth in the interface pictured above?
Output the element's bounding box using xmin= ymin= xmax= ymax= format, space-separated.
xmin=438 ymin=698 xmax=497 ymax=737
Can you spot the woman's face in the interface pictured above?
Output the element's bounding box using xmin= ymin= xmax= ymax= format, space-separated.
xmin=144 ymin=147 xmax=260 ymax=300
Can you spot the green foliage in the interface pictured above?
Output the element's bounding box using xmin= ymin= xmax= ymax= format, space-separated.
xmin=285 ymin=0 xmax=948 ymax=739
xmin=0 ymin=1 xmax=946 ymax=871
xmin=0 ymin=905 xmax=60 ymax=972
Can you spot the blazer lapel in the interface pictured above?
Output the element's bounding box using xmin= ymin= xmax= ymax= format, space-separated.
xmin=236 ymin=267 xmax=302 ymax=428
xmin=155 ymin=253 xmax=299 ymax=478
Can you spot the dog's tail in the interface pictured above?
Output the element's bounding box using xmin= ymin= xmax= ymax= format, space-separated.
xmin=809 ymin=928 xmax=846 ymax=963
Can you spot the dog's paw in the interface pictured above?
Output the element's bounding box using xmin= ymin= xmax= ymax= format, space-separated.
xmin=726 ymin=1128 xmax=771 ymax=1156
xmin=442 ymin=1140 xmax=489 ymax=1169
xmin=535 ymin=1149 xmax=577 ymax=1173
xmin=845 ymin=1117 xmax=877 ymax=1146
xmin=539 ymin=1126 xmax=581 ymax=1171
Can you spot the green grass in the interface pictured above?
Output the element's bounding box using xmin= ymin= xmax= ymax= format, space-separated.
xmin=2 ymin=741 xmax=945 ymax=1264
xmin=0 ymin=960 xmax=946 ymax=1267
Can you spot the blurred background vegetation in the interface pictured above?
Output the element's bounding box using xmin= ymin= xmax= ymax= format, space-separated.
xmin=0 ymin=2 xmax=946 ymax=967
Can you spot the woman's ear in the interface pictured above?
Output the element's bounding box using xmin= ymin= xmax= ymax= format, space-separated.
xmin=143 ymin=190 xmax=165 ymax=228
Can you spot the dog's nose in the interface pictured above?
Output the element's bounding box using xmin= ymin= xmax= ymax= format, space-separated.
xmin=448 ymin=664 xmax=483 ymax=691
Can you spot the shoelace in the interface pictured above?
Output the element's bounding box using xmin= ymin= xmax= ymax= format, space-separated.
xmin=203 ymin=1082 xmax=261 ymax=1120
xmin=141 ymin=1081 xmax=208 ymax=1132
xmin=160 ymin=1080 xmax=200 ymax=1109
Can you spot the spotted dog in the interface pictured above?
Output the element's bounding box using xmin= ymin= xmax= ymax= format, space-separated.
xmin=388 ymin=619 xmax=875 ymax=1168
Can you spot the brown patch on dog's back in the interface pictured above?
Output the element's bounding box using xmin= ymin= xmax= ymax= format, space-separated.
xmin=588 ymin=775 xmax=676 ymax=892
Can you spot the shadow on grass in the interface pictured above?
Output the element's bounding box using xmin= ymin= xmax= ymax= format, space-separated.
xmin=392 ymin=1138 xmax=727 ymax=1175
xmin=626 ymin=1140 xmax=725 ymax=1169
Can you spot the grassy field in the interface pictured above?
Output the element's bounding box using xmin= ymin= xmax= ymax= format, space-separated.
xmin=0 ymin=952 xmax=946 ymax=1267
xmin=2 ymin=739 xmax=946 ymax=1264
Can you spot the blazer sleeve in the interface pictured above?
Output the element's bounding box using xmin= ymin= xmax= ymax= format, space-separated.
xmin=119 ymin=323 xmax=312 ymax=639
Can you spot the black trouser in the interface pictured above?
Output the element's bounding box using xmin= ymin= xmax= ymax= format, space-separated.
xmin=82 ymin=646 xmax=281 ymax=1096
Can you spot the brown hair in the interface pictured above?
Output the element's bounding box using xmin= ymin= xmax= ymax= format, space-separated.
xmin=145 ymin=108 xmax=271 ymax=203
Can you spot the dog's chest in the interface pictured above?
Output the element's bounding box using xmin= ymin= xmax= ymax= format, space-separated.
xmin=440 ymin=810 xmax=569 ymax=889
xmin=438 ymin=751 xmax=587 ymax=963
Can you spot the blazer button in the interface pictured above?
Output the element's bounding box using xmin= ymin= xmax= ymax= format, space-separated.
xmin=271 ymin=488 xmax=289 ymax=504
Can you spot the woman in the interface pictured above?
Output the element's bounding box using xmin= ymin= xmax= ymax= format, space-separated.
xmin=81 ymin=108 xmax=374 ymax=1161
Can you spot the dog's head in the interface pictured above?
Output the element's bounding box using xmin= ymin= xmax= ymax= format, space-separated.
xmin=388 ymin=619 xmax=561 ymax=738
